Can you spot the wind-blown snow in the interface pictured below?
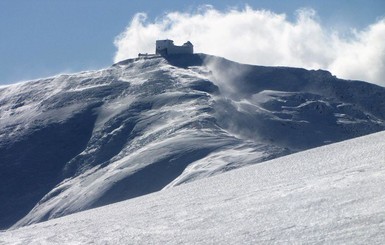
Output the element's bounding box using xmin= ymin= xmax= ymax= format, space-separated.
xmin=1 ymin=131 xmax=384 ymax=244
xmin=1 ymin=54 xmax=385 ymax=230
xmin=114 ymin=6 xmax=385 ymax=86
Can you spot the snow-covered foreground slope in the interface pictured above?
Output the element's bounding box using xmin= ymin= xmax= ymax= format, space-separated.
xmin=1 ymin=131 xmax=384 ymax=244
xmin=1 ymin=54 xmax=385 ymax=229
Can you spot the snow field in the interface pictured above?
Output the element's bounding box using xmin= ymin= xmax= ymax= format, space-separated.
xmin=1 ymin=130 xmax=384 ymax=244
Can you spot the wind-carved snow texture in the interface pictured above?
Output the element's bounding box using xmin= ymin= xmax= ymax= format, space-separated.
xmin=1 ymin=131 xmax=384 ymax=244
xmin=0 ymin=54 xmax=384 ymax=229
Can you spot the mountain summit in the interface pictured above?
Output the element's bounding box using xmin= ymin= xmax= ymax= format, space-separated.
xmin=1 ymin=54 xmax=384 ymax=229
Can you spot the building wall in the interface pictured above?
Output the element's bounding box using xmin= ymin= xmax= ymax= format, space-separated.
xmin=168 ymin=44 xmax=193 ymax=55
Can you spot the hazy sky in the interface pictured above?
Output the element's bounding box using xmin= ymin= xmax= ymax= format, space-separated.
xmin=1 ymin=0 xmax=384 ymax=85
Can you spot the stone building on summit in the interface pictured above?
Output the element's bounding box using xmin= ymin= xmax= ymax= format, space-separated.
xmin=155 ymin=40 xmax=193 ymax=56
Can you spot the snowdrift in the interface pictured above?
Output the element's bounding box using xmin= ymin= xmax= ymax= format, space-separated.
xmin=0 ymin=54 xmax=384 ymax=229
xmin=1 ymin=130 xmax=384 ymax=244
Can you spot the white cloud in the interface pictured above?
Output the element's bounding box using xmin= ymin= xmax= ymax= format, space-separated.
xmin=114 ymin=6 xmax=385 ymax=86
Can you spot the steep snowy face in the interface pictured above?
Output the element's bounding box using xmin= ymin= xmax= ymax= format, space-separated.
xmin=1 ymin=54 xmax=384 ymax=229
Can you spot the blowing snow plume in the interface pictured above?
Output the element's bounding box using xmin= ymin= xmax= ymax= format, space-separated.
xmin=114 ymin=5 xmax=385 ymax=86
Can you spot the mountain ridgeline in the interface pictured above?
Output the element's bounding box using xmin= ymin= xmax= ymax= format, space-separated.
xmin=1 ymin=54 xmax=384 ymax=229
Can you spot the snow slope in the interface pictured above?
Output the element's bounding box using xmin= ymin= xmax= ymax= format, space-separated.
xmin=1 ymin=54 xmax=385 ymax=229
xmin=1 ymin=130 xmax=384 ymax=244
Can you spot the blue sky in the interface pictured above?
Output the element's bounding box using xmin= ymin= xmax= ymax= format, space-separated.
xmin=1 ymin=0 xmax=384 ymax=85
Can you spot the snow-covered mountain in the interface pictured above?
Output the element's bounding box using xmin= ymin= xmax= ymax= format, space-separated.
xmin=1 ymin=54 xmax=384 ymax=229
xmin=1 ymin=130 xmax=384 ymax=243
